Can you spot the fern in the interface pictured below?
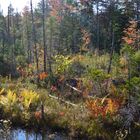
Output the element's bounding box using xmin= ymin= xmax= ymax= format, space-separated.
xmin=21 ymin=90 xmax=40 ymax=111
xmin=0 ymin=90 xmax=19 ymax=114
xmin=0 ymin=88 xmax=5 ymax=95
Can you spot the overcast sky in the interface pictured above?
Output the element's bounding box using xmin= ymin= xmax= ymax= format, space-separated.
xmin=0 ymin=0 xmax=39 ymax=15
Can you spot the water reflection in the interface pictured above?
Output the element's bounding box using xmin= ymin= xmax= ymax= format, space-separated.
xmin=0 ymin=129 xmax=67 ymax=140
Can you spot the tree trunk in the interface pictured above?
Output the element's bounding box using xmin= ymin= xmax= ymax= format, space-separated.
xmin=42 ymin=0 xmax=47 ymax=72
xmin=30 ymin=0 xmax=39 ymax=74
xmin=2 ymin=31 xmax=5 ymax=60
xmin=108 ymin=29 xmax=115 ymax=74
xmin=96 ymin=0 xmax=100 ymax=52
xmin=25 ymin=15 xmax=32 ymax=64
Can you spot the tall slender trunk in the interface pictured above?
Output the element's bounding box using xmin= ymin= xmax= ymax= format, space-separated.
xmin=96 ymin=0 xmax=100 ymax=52
xmin=7 ymin=8 xmax=10 ymax=37
xmin=136 ymin=1 xmax=139 ymax=20
xmin=49 ymin=24 xmax=52 ymax=73
xmin=42 ymin=0 xmax=47 ymax=72
xmin=25 ymin=15 xmax=32 ymax=63
xmin=2 ymin=31 xmax=5 ymax=60
xmin=30 ymin=0 xmax=39 ymax=74
xmin=108 ymin=28 xmax=115 ymax=74
xmin=12 ymin=18 xmax=16 ymax=73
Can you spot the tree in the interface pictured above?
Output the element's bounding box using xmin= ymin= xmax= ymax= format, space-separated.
xmin=0 ymin=9 xmax=6 ymax=60
xmin=30 ymin=0 xmax=39 ymax=74
xmin=22 ymin=6 xmax=33 ymax=64
xmin=123 ymin=20 xmax=140 ymax=50
xmin=42 ymin=0 xmax=47 ymax=72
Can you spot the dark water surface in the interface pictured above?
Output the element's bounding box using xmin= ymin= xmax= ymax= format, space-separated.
xmin=0 ymin=128 xmax=68 ymax=140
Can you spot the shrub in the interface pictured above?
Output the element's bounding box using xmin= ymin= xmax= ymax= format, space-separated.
xmin=86 ymin=97 xmax=121 ymax=119
xmin=0 ymin=90 xmax=20 ymax=116
xmin=133 ymin=50 xmax=140 ymax=76
xmin=54 ymin=55 xmax=72 ymax=75
xmin=67 ymin=61 xmax=86 ymax=77
xmin=85 ymin=68 xmax=110 ymax=95
xmin=20 ymin=90 xmax=40 ymax=112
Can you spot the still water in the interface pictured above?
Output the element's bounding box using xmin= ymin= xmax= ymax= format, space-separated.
xmin=0 ymin=129 xmax=68 ymax=140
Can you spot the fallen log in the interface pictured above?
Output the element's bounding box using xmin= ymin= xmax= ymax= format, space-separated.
xmin=48 ymin=94 xmax=78 ymax=107
xmin=65 ymin=83 xmax=82 ymax=93
xmin=66 ymin=84 xmax=95 ymax=99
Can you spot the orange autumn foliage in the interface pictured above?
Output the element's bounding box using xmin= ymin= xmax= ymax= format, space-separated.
xmin=122 ymin=20 xmax=140 ymax=49
xmin=34 ymin=111 xmax=42 ymax=120
xmin=17 ymin=67 xmax=27 ymax=78
xmin=123 ymin=38 xmax=134 ymax=45
xmin=39 ymin=72 xmax=48 ymax=80
xmin=81 ymin=28 xmax=91 ymax=49
xmin=86 ymin=98 xmax=121 ymax=119
xmin=49 ymin=0 xmax=63 ymax=22
xmin=59 ymin=111 xmax=65 ymax=117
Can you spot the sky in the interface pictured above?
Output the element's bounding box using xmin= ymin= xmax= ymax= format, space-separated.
xmin=0 ymin=0 xmax=39 ymax=15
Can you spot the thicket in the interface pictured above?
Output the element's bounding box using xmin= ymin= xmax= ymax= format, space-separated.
xmin=0 ymin=0 xmax=140 ymax=139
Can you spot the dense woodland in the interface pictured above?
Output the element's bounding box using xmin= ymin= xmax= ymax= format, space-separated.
xmin=0 ymin=0 xmax=139 ymax=74
xmin=0 ymin=0 xmax=140 ymax=139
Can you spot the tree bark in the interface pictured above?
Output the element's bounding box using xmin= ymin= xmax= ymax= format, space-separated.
xmin=30 ymin=0 xmax=39 ymax=74
xmin=42 ymin=0 xmax=47 ymax=72
xmin=108 ymin=28 xmax=115 ymax=74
